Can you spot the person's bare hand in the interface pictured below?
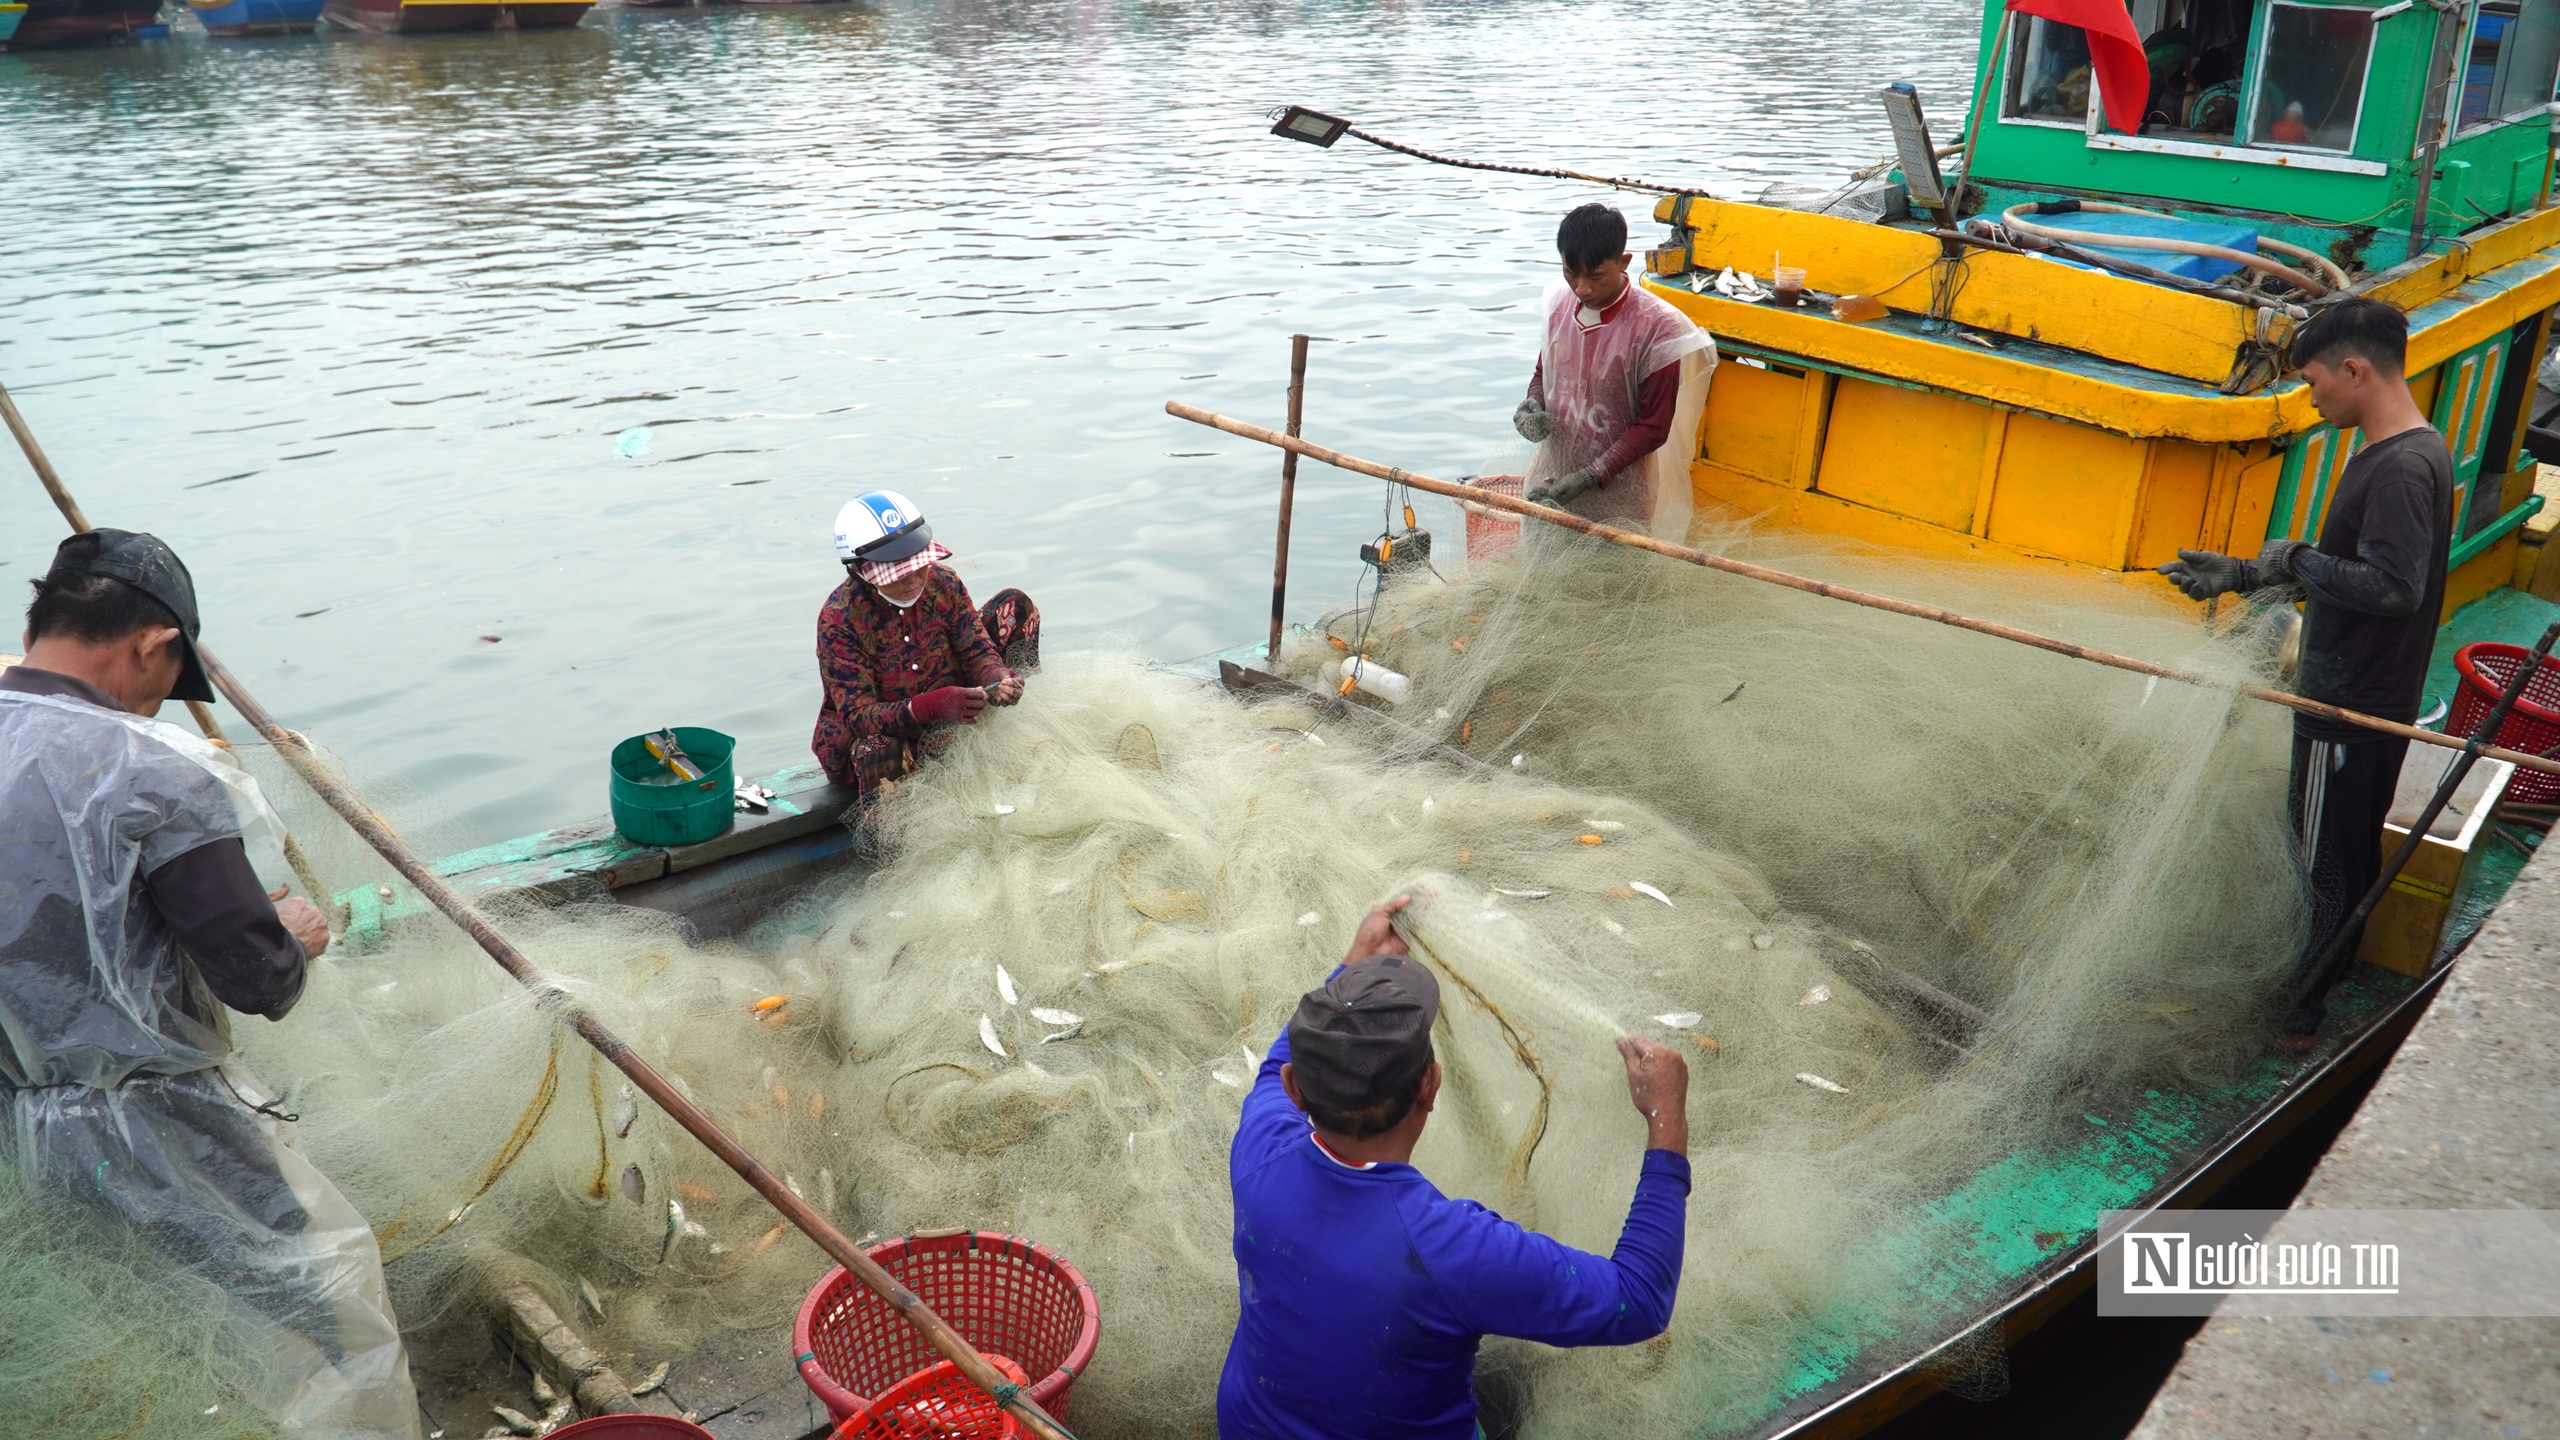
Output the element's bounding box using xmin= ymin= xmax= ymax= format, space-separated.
xmin=1617 ymin=1034 xmax=1689 ymax=1153
xmin=269 ymin=886 xmax=331 ymax=959
xmin=988 ymin=673 xmax=1025 ymax=706
xmin=1343 ymin=895 xmax=1412 ymax=966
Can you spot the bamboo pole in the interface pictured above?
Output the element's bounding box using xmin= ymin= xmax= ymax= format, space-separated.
xmin=8 ymin=394 xmax=1078 ymax=1440
xmin=1268 ymin=335 xmax=1310 ymax=666
xmin=1165 ymin=400 xmax=2560 ymax=781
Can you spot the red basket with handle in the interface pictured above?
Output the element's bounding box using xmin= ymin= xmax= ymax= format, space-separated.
xmin=2449 ymin=642 xmax=2560 ymax=803
xmin=794 ymin=1230 xmax=1098 ymax=1425
xmin=1461 ymin=475 xmax=1525 ymax=565
xmin=831 ymin=1355 xmax=1027 ymax=1440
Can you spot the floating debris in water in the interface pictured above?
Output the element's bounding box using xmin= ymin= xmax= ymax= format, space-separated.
xmin=1030 ymin=1007 xmax=1081 ymax=1026
xmin=614 ymin=427 xmax=651 ymax=459
xmin=631 ymin=1361 xmax=670 ymax=1396
xmin=1796 ymin=1073 xmax=1851 ymax=1094
xmin=1798 ymin=986 xmax=1831 ymax=1006
xmin=619 ymin=1164 xmax=645 ymax=1205
xmin=979 ymin=1015 xmax=1007 ymax=1057
xmin=1629 ymin=881 xmax=1674 ymax=907
xmin=1653 ymin=1011 xmax=1702 ymax=1028
xmin=996 ymin=964 xmax=1019 ymax=1006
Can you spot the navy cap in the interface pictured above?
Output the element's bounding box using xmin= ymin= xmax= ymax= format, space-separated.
xmin=1286 ymin=954 xmax=1441 ymax=1112
xmin=46 ymin=530 xmax=213 ymax=704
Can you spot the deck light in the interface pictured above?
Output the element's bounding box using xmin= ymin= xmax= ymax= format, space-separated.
xmin=1269 ymin=106 xmax=1352 ymax=148
xmin=1881 ymin=83 xmax=1955 ymax=229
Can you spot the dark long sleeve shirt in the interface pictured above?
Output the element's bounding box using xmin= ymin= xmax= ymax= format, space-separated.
xmin=1217 ymin=1023 xmax=1691 ymax=1439
xmin=2280 ymin=427 xmax=2454 ymax=740
xmin=809 ymin=566 xmax=1011 ymax=786
xmin=1527 ymin=354 xmax=1684 ymax=483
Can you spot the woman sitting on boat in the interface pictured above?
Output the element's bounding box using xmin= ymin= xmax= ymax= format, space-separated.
xmin=812 ymin=489 xmax=1037 ymax=795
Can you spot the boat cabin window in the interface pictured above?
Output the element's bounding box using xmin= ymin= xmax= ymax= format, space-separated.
xmin=2249 ymin=2 xmax=2376 ymax=152
xmin=2004 ymin=13 xmax=2096 ymax=124
xmin=2002 ymin=0 xmax=2259 ymax=140
xmin=2459 ymin=0 xmax=2560 ymax=132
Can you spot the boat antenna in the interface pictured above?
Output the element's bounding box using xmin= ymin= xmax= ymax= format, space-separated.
xmin=1267 ymin=105 xmax=1702 ymax=197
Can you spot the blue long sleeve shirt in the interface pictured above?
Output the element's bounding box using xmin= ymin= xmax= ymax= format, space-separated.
xmin=1217 ymin=1025 xmax=1692 ymax=1439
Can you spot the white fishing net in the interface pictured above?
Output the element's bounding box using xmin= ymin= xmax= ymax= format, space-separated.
xmin=10 ymin=513 xmax=2312 ymax=1439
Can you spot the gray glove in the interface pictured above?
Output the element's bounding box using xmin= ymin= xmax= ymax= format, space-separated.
xmin=1526 ymin=467 xmax=1598 ymax=508
xmin=2155 ymin=548 xmax=2255 ymax=602
xmin=2257 ymin=538 xmax=2305 ymax=586
xmin=1513 ymin=396 xmax=1554 ymax=444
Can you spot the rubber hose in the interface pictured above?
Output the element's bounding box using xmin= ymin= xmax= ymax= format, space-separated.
xmin=1999 ymin=200 xmax=2343 ymax=297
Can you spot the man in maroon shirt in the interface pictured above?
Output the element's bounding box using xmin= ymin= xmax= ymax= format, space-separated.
xmin=813 ymin=489 xmax=1039 ymax=794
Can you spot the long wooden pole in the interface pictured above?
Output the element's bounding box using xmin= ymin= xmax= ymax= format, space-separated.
xmin=1166 ymin=400 xmax=2560 ymax=781
xmin=9 ymin=392 xmax=1078 ymax=1440
xmin=1268 ymin=334 xmax=1310 ymax=666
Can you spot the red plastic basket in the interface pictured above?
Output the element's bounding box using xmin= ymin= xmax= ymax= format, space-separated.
xmin=550 ymin=1418 xmax=715 ymax=1440
xmin=2449 ymin=642 xmax=2560 ymax=803
xmin=831 ymin=1355 xmax=1027 ymax=1440
xmin=794 ymin=1231 xmax=1099 ymax=1424
xmin=1462 ymin=475 xmax=1525 ymax=565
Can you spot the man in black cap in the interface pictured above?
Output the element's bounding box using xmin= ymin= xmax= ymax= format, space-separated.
xmin=1217 ymin=897 xmax=1692 ymax=1440
xmin=1 ymin=530 xmax=420 ymax=1438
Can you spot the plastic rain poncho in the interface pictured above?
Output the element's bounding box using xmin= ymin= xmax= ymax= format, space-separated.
xmin=0 ymin=687 xmax=420 ymax=1440
xmin=1531 ymin=277 xmax=1715 ymax=541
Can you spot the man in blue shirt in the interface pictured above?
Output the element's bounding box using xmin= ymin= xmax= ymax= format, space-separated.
xmin=1219 ymin=897 xmax=1693 ymax=1439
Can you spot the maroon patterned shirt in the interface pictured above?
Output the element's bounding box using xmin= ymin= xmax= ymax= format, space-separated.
xmin=811 ymin=566 xmax=1010 ymax=786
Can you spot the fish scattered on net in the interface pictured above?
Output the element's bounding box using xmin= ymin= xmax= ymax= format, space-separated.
xmin=12 ymin=514 xmax=2309 ymax=1438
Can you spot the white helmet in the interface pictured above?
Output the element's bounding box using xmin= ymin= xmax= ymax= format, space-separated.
xmin=833 ymin=490 xmax=934 ymax=566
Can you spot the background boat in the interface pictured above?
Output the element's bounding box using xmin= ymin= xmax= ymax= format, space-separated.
xmin=185 ymin=0 xmax=318 ymax=36
xmin=9 ymin=0 xmax=163 ymax=47
xmin=319 ymin=0 xmax=586 ymax=32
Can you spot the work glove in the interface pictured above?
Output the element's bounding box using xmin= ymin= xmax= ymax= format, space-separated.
xmin=909 ymin=685 xmax=988 ymax=725
xmin=1513 ymin=396 xmax=1554 ymax=444
xmin=1526 ymin=467 xmax=1598 ymax=508
xmin=2155 ymin=548 xmax=2254 ymax=602
xmin=2257 ymin=538 xmax=2306 ymax=586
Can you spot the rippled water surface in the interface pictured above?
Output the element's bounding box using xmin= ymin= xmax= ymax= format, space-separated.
xmin=2 ymin=0 xmax=1976 ymax=841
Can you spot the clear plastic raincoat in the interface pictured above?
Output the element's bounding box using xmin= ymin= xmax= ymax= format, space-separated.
xmin=0 ymin=686 xmax=419 ymax=1440
xmin=1529 ymin=277 xmax=1716 ymax=541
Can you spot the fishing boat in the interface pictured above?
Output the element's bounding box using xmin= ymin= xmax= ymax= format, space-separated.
xmin=185 ymin=0 xmax=322 ymax=38
xmin=6 ymin=0 xmax=165 ymax=46
xmin=0 ymin=4 xmax=27 ymax=46
xmin=319 ymin=0 xmax=587 ymax=33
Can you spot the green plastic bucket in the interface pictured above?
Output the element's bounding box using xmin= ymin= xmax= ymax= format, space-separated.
xmin=609 ymin=727 xmax=736 ymax=847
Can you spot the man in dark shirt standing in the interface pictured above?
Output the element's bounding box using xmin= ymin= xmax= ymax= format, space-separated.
xmin=2159 ymin=299 xmax=2454 ymax=1048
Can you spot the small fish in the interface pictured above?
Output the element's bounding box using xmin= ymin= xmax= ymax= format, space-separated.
xmin=1297 ymin=911 xmax=1322 ymax=926
xmin=1607 ymin=887 xmax=1636 ymax=900
xmin=772 ymin=1082 xmax=790 ymax=1110
xmin=1490 ymin=886 xmax=1550 ymax=899
xmin=1654 ymin=1011 xmax=1702 ymax=1028
xmin=676 ymin=1181 xmax=718 ymax=1207
xmin=1460 ymin=718 xmax=1475 ymax=742
xmin=1577 ymin=834 xmax=1605 ymax=846
xmin=760 ymin=1006 xmax=792 ymax=1029
xmin=1799 ymin=985 xmax=1831 ymax=1006
xmin=993 ymin=803 xmax=1017 ymax=815
xmin=979 ymin=1015 xmax=1008 ymax=1058
xmin=1630 ymin=881 xmax=1675 ymax=908
xmin=1510 ymin=755 xmax=1525 ymax=768
xmin=784 ymin=1173 xmax=804 ymax=1200
xmin=1796 ymin=1072 xmax=1851 ymax=1094
xmin=614 ymin=1091 xmax=638 ymax=1139
xmin=820 ymin=1167 xmax=837 ymax=1214
xmin=1584 ymin=819 xmax=1628 ymax=831
xmin=631 ymin=1361 xmax=670 ymax=1396
xmin=1023 ymin=1058 xmax=1050 ymax=1078
xmin=750 ymin=995 xmax=790 ymax=1014
xmin=1751 ymin=933 xmax=1775 ymax=950
xmin=753 ymin=1220 xmax=787 ymax=1254
xmin=1458 ymin=846 xmax=1474 ymax=865
xmin=1693 ymin=1036 xmax=1720 ymax=1055
xmin=1031 ymin=1007 xmax=1081 ymax=1026
xmin=619 ymin=1164 xmax=645 ymax=1205
xmin=1089 ymin=959 xmax=1131 ymax=975
xmin=996 ymin=964 xmax=1019 ymax=1006
xmin=492 ymin=1405 xmax=540 ymax=1436
xmin=1211 ymin=1069 xmax=1242 ymax=1088
xmin=808 ymin=1090 xmax=826 ymax=1121
xmin=1421 ymin=797 xmax=1435 ymax=812
xmin=532 ymin=1374 xmax=558 ymax=1405
xmin=1451 ymin=637 xmax=1469 ymax=653
xmin=1041 ymin=1022 xmax=1084 ymax=1044
xmin=1602 ymin=918 xmax=1629 ymax=938
xmin=539 ymin=1398 xmax=574 ymax=1435
xmin=1720 ymin=681 xmax=1746 ymax=704
xmin=578 ymin=1277 xmax=605 ymax=1319
xmin=661 ymin=1200 xmax=683 ymax=1263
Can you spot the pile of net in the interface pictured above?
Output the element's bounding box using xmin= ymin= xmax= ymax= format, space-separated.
xmin=11 ymin=515 xmax=2311 ymax=1440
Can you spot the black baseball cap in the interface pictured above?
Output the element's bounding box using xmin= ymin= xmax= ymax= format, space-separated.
xmin=46 ymin=529 xmax=213 ymax=704
xmin=1286 ymin=954 xmax=1441 ymax=1112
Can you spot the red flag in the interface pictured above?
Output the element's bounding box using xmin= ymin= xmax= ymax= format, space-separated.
xmin=2006 ymin=0 xmax=2151 ymax=135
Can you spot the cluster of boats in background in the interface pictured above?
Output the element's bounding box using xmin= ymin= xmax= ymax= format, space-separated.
xmin=0 ymin=0 xmax=809 ymax=48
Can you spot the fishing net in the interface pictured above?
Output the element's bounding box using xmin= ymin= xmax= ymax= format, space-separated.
xmin=8 ymin=508 xmax=2311 ymax=1440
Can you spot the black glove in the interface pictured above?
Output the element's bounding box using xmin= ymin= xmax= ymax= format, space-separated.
xmin=2155 ymin=548 xmax=2255 ymax=602
xmin=2257 ymin=538 xmax=2306 ymax=586
xmin=1526 ymin=467 xmax=1598 ymax=507
xmin=1513 ymin=396 xmax=1554 ymax=444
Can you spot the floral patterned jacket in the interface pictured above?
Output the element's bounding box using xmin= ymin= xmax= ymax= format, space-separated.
xmin=811 ymin=566 xmax=1008 ymax=786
